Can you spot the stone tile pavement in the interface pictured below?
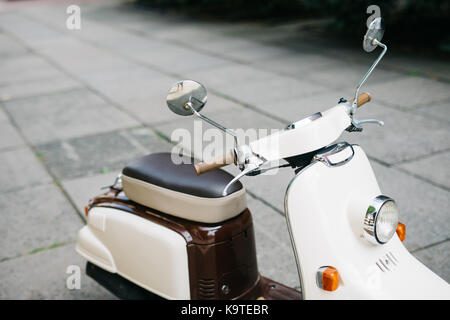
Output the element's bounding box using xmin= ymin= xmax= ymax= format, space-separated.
xmin=0 ymin=0 xmax=448 ymax=299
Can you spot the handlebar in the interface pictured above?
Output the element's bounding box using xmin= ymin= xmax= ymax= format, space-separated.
xmin=194 ymin=150 xmax=235 ymax=175
xmin=193 ymin=92 xmax=372 ymax=175
xmin=350 ymin=92 xmax=371 ymax=108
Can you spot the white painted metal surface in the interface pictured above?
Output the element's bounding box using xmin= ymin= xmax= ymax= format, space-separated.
xmin=250 ymin=104 xmax=351 ymax=161
xmin=76 ymin=207 xmax=191 ymax=300
xmin=285 ymin=145 xmax=450 ymax=299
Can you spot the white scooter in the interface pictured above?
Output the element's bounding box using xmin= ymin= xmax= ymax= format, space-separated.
xmin=76 ymin=18 xmax=450 ymax=299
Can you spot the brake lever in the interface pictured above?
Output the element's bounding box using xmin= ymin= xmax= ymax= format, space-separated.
xmin=346 ymin=118 xmax=384 ymax=132
xmin=222 ymin=164 xmax=260 ymax=196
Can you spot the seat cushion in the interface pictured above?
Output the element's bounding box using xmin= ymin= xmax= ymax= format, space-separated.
xmin=121 ymin=153 xmax=247 ymax=224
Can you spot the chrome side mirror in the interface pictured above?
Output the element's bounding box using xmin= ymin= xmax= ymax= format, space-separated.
xmin=166 ymin=79 xmax=240 ymax=148
xmin=363 ymin=17 xmax=385 ymax=52
xmin=166 ymin=80 xmax=207 ymax=116
xmin=350 ymin=17 xmax=388 ymax=116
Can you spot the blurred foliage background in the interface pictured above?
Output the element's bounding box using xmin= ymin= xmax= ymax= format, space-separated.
xmin=136 ymin=0 xmax=450 ymax=54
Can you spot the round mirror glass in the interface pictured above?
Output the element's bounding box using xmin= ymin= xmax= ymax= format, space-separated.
xmin=363 ymin=17 xmax=385 ymax=52
xmin=166 ymin=80 xmax=207 ymax=116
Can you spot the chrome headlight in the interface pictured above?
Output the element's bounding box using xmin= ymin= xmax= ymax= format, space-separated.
xmin=363 ymin=195 xmax=399 ymax=244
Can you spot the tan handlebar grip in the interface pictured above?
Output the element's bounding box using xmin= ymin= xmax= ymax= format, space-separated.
xmin=350 ymin=92 xmax=371 ymax=108
xmin=194 ymin=150 xmax=235 ymax=175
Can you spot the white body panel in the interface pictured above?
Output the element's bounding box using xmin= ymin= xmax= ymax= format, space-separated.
xmin=250 ymin=104 xmax=351 ymax=161
xmin=76 ymin=207 xmax=191 ymax=300
xmin=285 ymin=145 xmax=450 ymax=299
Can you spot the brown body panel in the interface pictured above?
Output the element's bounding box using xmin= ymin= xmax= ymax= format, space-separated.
xmin=89 ymin=190 xmax=301 ymax=300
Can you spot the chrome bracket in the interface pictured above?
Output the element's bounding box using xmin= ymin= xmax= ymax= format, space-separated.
xmin=313 ymin=142 xmax=355 ymax=167
xmin=186 ymin=99 xmax=239 ymax=148
xmin=101 ymin=174 xmax=123 ymax=191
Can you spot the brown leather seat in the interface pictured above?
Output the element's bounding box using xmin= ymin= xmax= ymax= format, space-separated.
xmin=121 ymin=153 xmax=247 ymax=223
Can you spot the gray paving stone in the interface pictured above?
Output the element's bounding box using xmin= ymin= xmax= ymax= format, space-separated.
xmin=80 ymin=68 xmax=182 ymax=124
xmin=145 ymin=22 xmax=230 ymax=45
xmin=0 ymin=32 xmax=28 ymax=58
xmin=187 ymin=64 xmax=328 ymax=112
xmin=189 ymin=35 xmax=264 ymax=57
xmin=307 ymin=61 xmax=402 ymax=90
xmin=132 ymin=42 xmax=231 ymax=74
xmin=0 ymin=75 xmax=82 ymax=102
xmin=258 ymin=88 xmax=351 ymax=123
xmin=0 ymin=147 xmax=52 ymax=193
xmin=0 ymin=11 xmax=62 ymax=47
xmin=414 ymin=99 xmax=450 ymax=124
xmin=257 ymin=51 xmax=339 ymax=77
xmin=0 ymin=183 xmax=82 ymax=261
xmin=185 ymin=64 xmax=286 ymax=92
xmin=341 ymin=103 xmax=450 ymax=164
xmin=4 ymin=88 xmax=139 ymax=145
xmin=0 ymin=54 xmax=64 ymax=87
xmin=36 ymin=128 xmax=171 ymax=181
xmin=72 ymin=18 xmax=137 ymax=46
xmin=367 ymin=76 xmax=450 ymax=109
xmin=255 ymin=232 xmax=300 ymax=289
xmin=219 ymin=42 xmax=292 ymax=63
xmin=396 ymin=151 xmax=450 ymax=190
xmin=124 ymin=96 xmax=188 ymax=125
xmin=371 ymin=161 xmax=450 ymax=251
xmin=0 ymin=244 xmax=117 ymax=299
xmin=219 ymin=76 xmax=327 ymax=109
xmin=61 ymin=171 xmax=121 ymax=216
xmin=80 ymin=65 xmax=171 ymax=100
xmin=412 ymin=241 xmax=450 ymax=283
xmin=0 ymin=108 xmax=8 ymax=122
xmin=248 ymin=196 xmax=292 ymax=251
xmin=36 ymin=37 xmax=137 ymax=77
xmin=0 ymin=120 xmax=25 ymax=151
xmin=247 ymin=196 xmax=299 ymax=289
xmin=382 ymin=54 xmax=450 ymax=82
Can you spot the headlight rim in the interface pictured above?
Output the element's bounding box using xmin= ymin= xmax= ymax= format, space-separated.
xmin=363 ymin=195 xmax=398 ymax=245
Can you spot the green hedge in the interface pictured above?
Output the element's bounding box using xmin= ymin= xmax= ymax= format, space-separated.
xmin=136 ymin=0 xmax=450 ymax=52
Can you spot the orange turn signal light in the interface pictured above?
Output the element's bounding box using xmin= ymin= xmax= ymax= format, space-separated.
xmin=317 ymin=266 xmax=339 ymax=291
xmin=396 ymin=222 xmax=406 ymax=242
xmin=84 ymin=205 xmax=90 ymax=217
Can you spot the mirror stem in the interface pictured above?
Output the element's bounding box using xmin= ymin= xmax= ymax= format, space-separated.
xmin=186 ymin=101 xmax=239 ymax=147
xmin=351 ymin=40 xmax=388 ymax=114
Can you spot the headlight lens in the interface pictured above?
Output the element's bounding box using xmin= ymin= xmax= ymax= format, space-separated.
xmin=375 ymin=200 xmax=399 ymax=243
xmin=364 ymin=196 xmax=399 ymax=244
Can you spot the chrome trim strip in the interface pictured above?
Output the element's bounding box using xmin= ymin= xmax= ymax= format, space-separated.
xmin=313 ymin=142 xmax=355 ymax=167
xmin=284 ymin=161 xmax=317 ymax=297
xmin=286 ymin=112 xmax=322 ymax=130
